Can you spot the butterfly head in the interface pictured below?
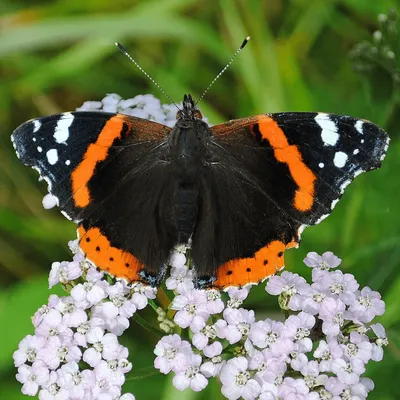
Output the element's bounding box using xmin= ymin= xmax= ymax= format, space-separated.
xmin=177 ymin=94 xmax=203 ymax=121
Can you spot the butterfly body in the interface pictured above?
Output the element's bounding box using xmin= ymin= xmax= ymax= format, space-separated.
xmin=11 ymin=95 xmax=389 ymax=289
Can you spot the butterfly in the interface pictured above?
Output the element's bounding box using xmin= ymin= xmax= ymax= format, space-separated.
xmin=11 ymin=93 xmax=389 ymax=289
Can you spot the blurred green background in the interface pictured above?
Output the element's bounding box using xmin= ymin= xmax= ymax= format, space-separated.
xmin=0 ymin=1 xmax=399 ymax=399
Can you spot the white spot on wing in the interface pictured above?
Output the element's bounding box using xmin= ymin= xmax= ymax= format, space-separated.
xmin=54 ymin=112 xmax=74 ymax=144
xmin=33 ymin=137 xmax=37 ymax=142
xmin=37 ymin=146 xmax=43 ymax=152
xmin=333 ymin=151 xmax=348 ymax=168
xmin=318 ymin=162 xmax=324 ymax=168
xmin=355 ymin=120 xmax=364 ymax=135
xmin=331 ymin=198 xmax=339 ymax=210
xmin=315 ymin=113 xmax=339 ymax=146
xmin=33 ymin=120 xmax=41 ymax=133
xmin=353 ymin=149 xmax=359 ymax=155
xmin=65 ymin=160 xmax=71 ymax=166
xmin=46 ymin=149 xmax=58 ymax=165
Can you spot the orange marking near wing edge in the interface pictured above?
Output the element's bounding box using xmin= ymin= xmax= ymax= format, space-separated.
xmin=78 ymin=225 xmax=142 ymax=281
xmin=213 ymin=239 xmax=298 ymax=289
xmin=257 ymin=116 xmax=316 ymax=212
xmin=71 ymin=116 xmax=125 ymax=208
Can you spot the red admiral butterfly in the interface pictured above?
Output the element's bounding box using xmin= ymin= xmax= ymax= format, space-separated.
xmin=11 ymin=42 xmax=389 ymax=290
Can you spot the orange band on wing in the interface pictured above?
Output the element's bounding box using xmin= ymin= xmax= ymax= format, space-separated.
xmin=213 ymin=239 xmax=298 ymax=289
xmin=257 ymin=116 xmax=316 ymax=212
xmin=78 ymin=225 xmax=142 ymax=281
xmin=71 ymin=116 xmax=124 ymax=207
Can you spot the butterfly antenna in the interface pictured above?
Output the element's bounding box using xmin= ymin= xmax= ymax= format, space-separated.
xmin=195 ymin=36 xmax=250 ymax=107
xmin=115 ymin=42 xmax=180 ymax=111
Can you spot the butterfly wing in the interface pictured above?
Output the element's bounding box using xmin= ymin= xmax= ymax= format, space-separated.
xmin=193 ymin=112 xmax=389 ymax=289
xmin=12 ymin=112 xmax=173 ymax=284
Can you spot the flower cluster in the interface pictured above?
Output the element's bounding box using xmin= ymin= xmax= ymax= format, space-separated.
xmin=153 ymin=251 xmax=388 ymax=399
xmin=14 ymin=240 xmax=154 ymax=400
xmin=14 ymin=95 xmax=388 ymax=399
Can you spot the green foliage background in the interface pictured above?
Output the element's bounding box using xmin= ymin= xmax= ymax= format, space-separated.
xmin=0 ymin=1 xmax=399 ymax=399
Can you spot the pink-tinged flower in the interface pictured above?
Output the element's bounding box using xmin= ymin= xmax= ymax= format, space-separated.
xmin=206 ymin=289 xmax=225 ymax=314
xmin=332 ymin=358 xmax=365 ymax=385
xmin=57 ymin=362 xmax=95 ymax=399
xmin=227 ymin=287 xmax=250 ymax=308
xmin=282 ymin=312 xmax=315 ymax=351
xmin=347 ymin=287 xmax=385 ymax=323
xmin=154 ymin=335 xmax=192 ymax=374
xmin=277 ymin=377 xmax=310 ymax=398
xmin=370 ymin=323 xmax=388 ymax=361
xmin=70 ymin=280 xmax=107 ymax=309
xmin=16 ymin=362 xmax=50 ymax=396
xmin=300 ymin=361 xmax=327 ymax=389
xmin=313 ymin=339 xmax=343 ymax=372
xmin=55 ymin=297 xmax=88 ymax=328
xmin=83 ymin=328 xmax=120 ymax=367
xmin=91 ymin=360 xmax=124 ymax=399
xmin=300 ymin=287 xmax=339 ymax=316
xmin=220 ymin=357 xmax=261 ymax=400
xmin=222 ymin=308 xmax=255 ymax=344
xmin=253 ymin=354 xmax=287 ymax=384
xmin=38 ymin=370 xmax=69 ymax=400
xmin=92 ymin=301 xmax=130 ymax=337
xmin=38 ymin=336 xmax=81 ymax=370
xmin=119 ymin=394 xmax=136 ymax=400
xmin=343 ymin=332 xmax=372 ymax=363
xmin=49 ymin=260 xmax=82 ymax=288
xmin=290 ymin=343 xmax=309 ymax=371
xmin=200 ymin=342 xmax=224 ymax=378
xmin=304 ymin=251 xmax=342 ymax=270
xmin=14 ymin=335 xmax=47 ymax=367
xmin=325 ymin=376 xmax=346 ymax=396
xmin=171 ymin=290 xmax=210 ymax=331
xmin=319 ymin=298 xmax=346 ymax=336
xmin=130 ymin=282 xmax=156 ymax=310
xmin=266 ymin=271 xmax=310 ymax=297
xmin=313 ymin=270 xmax=359 ymax=305
xmin=249 ymin=319 xmax=284 ymax=349
xmin=192 ymin=323 xmax=219 ymax=350
xmin=106 ymin=282 xmax=137 ymax=319
xmin=165 ymin=266 xmax=194 ymax=293
xmin=258 ymin=381 xmax=278 ymax=400
xmin=73 ymin=317 xmax=104 ymax=347
xmin=173 ymin=353 xmax=208 ymax=391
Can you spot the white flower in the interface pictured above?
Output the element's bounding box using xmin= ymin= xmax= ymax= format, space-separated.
xmin=347 ymin=286 xmax=385 ymax=323
xmin=220 ymin=357 xmax=261 ymax=400
xmin=227 ymin=287 xmax=250 ymax=308
xmin=38 ymin=336 xmax=81 ymax=370
xmin=332 ymin=358 xmax=365 ymax=385
xmin=370 ymin=323 xmax=388 ymax=361
xmin=55 ymin=296 xmax=88 ymax=328
xmin=172 ymin=290 xmax=210 ymax=331
xmin=83 ymin=328 xmax=120 ymax=367
xmin=222 ymin=308 xmax=255 ymax=344
xmin=16 ymin=362 xmax=50 ymax=396
xmin=57 ymin=362 xmax=95 ymax=399
xmin=249 ymin=319 xmax=284 ymax=349
xmin=313 ymin=339 xmax=343 ymax=372
xmin=70 ymin=279 xmax=107 ymax=308
xmin=130 ymin=282 xmax=156 ymax=310
xmin=172 ymin=353 xmax=208 ymax=391
xmin=49 ymin=261 xmax=82 ymax=288
xmin=13 ymin=335 xmax=46 ymax=367
xmin=165 ymin=266 xmax=194 ymax=293
xmin=39 ymin=370 xmax=69 ymax=400
xmin=154 ymin=335 xmax=193 ymax=374
xmin=200 ymin=342 xmax=224 ymax=378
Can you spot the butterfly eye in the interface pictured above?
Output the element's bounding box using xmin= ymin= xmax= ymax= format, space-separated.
xmin=193 ymin=110 xmax=203 ymax=120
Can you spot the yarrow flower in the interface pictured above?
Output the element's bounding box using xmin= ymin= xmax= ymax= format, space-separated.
xmin=14 ymin=95 xmax=387 ymax=399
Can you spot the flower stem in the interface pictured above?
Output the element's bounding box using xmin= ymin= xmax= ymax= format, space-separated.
xmin=132 ymin=313 xmax=165 ymax=336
